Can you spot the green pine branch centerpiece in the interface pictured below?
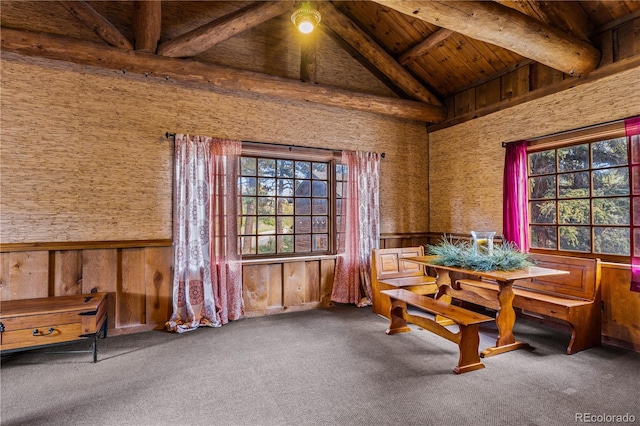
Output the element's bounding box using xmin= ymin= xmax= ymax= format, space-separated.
xmin=426 ymin=237 xmax=534 ymax=272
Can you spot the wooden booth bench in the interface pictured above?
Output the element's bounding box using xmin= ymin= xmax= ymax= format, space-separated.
xmin=371 ymin=247 xmax=438 ymax=319
xmin=0 ymin=292 xmax=108 ymax=362
xmin=454 ymin=253 xmax=601 ymax=355
xmin=381 ymin=288 xmax=493 ymax=374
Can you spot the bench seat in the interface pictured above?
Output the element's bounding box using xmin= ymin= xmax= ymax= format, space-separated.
xmin=371 ymin=247 xmax=438 ymax=319
xmin=381 ymin=288 xmax=493 ymax=374
xmin=452 ymin=254 xmax=601 ymax=355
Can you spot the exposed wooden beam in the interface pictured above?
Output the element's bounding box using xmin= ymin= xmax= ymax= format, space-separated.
xmin=58 ymin=0 xmax=133 ymax=50
xmin=1 ymin=28 xmax=446 ymax=123
xmin=398 ymin=28 xmax=454 ymax=66
xmin=318 ymin=2 xmax=443 ymax=107
xmin=157 ymin=1 xmax=295 ymax=58
xmin=372 ymin=1 xmax=601 ymax=76
xmin=133 ymin=1 xmax=162 ymax=53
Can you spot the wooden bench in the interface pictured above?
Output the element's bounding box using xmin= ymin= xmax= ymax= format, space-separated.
xmin=371 ymin=247 xmax=438 ymax=319
xmin=381 ymin=288 xmax=493 ymax=374
xmin=454 ymin=253 xmax=601 ymax=355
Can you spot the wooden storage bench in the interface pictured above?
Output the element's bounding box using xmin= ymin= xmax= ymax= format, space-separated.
xmin=454 ymin=254 xmax=601 ymax=354
xmin=0 ymin=292 xmax=108 ymax=362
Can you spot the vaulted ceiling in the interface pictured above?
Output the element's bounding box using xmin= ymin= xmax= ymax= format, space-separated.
xmin=2 ymin=1 xmax=639 ymax=124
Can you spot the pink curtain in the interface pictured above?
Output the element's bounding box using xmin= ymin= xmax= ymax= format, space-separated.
xmin=331 ymin=151 xmax=381 ymax=306
xmin=166 ymin=135 xmax=243 ymax=333
xmin=503 ymin=140 xmax=530 ymax=251
xmin=627 ymin=116 xmax=640 ymax=292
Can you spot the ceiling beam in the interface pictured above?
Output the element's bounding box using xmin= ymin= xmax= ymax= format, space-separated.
xmin=58 ymin=1 xmax=133 ymax=50
xmin=371 ymin=1 xmax=601 ymax=76
xmin=398 ymin=28 xmax=454 ymax=66
xmin=318 ymin=2 xmax=443 ymax=107
xmin=133 ymin=1 xmax=162 ymax=53
xmin=1 ymin=28 xmax=446 ymax=123
xmin=157 ymin=1 xmax=295 ymax=58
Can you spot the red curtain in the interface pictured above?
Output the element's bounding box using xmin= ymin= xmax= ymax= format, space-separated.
xmin=503 ymin=140 xmax=529 ymax=251
xmin=627 ymin=116 xmax=640 ymax=292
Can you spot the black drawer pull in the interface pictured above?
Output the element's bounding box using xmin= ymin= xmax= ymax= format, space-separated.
xmin=32 ymin=327 xmax=55 ymax=336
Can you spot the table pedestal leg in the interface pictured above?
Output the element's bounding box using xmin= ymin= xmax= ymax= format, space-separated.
xmin=434 ymin=269 xmax=454 ymax=326
xmin=481 ymin=281 xmax=531 ymax=357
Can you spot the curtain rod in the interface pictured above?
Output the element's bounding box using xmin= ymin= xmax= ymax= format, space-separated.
xmin=164 ymin=132 xmax=385 ymax=158
xmin=501 ymin=117 xmax=627 ymax=148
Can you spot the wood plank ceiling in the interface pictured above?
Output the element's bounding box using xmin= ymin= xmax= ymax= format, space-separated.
xmin=1 ymin=1 xmax=639 ymax=123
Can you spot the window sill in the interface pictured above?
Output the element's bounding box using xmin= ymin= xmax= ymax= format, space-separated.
xmin=242 ymin=254 xmax=337 ymax=265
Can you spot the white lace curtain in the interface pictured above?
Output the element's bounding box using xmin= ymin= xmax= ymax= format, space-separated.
xmin=166 ymin=134 xmax=244 ymax=333
xmin=331 ymin=150 xmax=381 ymax=306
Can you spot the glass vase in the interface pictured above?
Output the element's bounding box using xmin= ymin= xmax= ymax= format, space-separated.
xmin=471 ymin=231 xmax=495 ymax=255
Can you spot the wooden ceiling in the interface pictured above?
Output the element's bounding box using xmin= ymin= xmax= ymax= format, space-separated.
xmin=2 ymin=1 xmax=639 ymax=124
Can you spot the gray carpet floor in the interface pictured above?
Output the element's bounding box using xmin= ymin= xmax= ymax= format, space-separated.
xmin=1 ymin=304 xmax=639 ymax=426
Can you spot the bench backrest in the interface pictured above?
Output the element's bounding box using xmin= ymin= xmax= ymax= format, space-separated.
xmin=372 ymin=246 xmax=427 ymax=280
xmin=514 ymin=253 xmax=601 ymax=301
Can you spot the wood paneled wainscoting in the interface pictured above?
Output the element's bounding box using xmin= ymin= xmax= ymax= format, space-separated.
xmin=0 ymin=241 xmax=339 ymax=335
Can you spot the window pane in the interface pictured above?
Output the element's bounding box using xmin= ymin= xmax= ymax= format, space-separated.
xmin=241 ymin=157 xmax=256 ymax=176
xmin=313 ymin=163 xmax=327 ymax=179
xmin=277 ymin=160 xmax=294 ymax=178
xmin=312 ymin=181 xmax=327 ymax=197
xmin=530 ymin=225 xmax=557 ymax=249
xmin=240 ymin=177 xmax=256 ymax=195
xmin=558 ymin=144 xmax=588 ymax=172
xmin=242 ymin=197 xmax=256 ymax=215
xmin=258 ymin=235 xmax=275 ymax=254
xmin=529 ymin=175 xmax=556 ymax=199
xmin=558 ymin=171 xmax=590 ymax=198
xmin=313 ymin=234 xmax=329 ymax=251
xmin=239 ymin=216 xmax=256 ymax=235
xmin=257 ymin=216 xmax=275 ymax=234
xmin=530 ymin=200 xmax=556 ymax=224
xmin=257 ymin=159 xmax=276 ymax=176
xmin=277 ymin=179 xmax=294 ymax=196
xmin=592 ymin=138 xmax=627 ymax=169
xmin=257 ymin=197 xmax=275 ymax=215
xmin=240 ymin=236 xmax=256 ymax=255
xmin=277 ymin=198 xmax=293 ymax=214
xmin=559 ymin=199 xmax=589 ymax=224
xmin=336 ymin=164 xmax=345 ymax=180
xmin=295 ymin=179 xmax=311 ymax=196
xmin=295 ymin=161 xmax=311 ymax=179
xmin=295 ymin=216 xmax=311 ymax=233
xmin=258 ymin=178 xmax=275 ymax=196
xmin=634 ymin=198 xmax=640 ymax=226
xmin=593 ymin=198 xmax=629 ymax=225
xmin=559 ymin=226 xmax=590 ymax=252
xmin=336 ymin=182 xmax=346 ymax=199
xmin=313 ymin=199 xmax=328 ymax=215
xmin=295 ymin=198 xmax=311 ymax=215
xmin=312 ymin=216 xmax=328 ymax=233
xmin=594 ymin=227 xmax=629 ymax=255
xmin=277 ymin=235 xmax=294 ymax=253
xmin=593 ymin=168 xmax=629 ymax=196
xmin=632 ymin=165 xmax=640 ymax=195
xmin=529 ymin=150 xmax=555 ymax=175
xmin=277 ymin=217 xmax=293 ymax=234
xmin=295 ymin=234 xmax=311 ymax=252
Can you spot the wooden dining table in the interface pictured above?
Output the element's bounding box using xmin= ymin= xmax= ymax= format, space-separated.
xmin=400 ymin=256 xmax=569 ymax=357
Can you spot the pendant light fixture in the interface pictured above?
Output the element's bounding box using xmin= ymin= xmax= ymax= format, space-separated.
xmin=291 ymin=2 xmax=321 ymax=34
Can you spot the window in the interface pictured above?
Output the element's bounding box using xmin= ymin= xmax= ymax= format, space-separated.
xmin=239 ymin=146 xmax=341 ymax=257
xmin=528 ymin=136 xmax=630 ymax=258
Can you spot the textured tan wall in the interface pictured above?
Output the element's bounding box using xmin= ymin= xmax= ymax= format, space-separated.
xmin=428 ymin=64 xmax=640 ymax=235
xmin=0 ymin=53 xmax=428 ymax=243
